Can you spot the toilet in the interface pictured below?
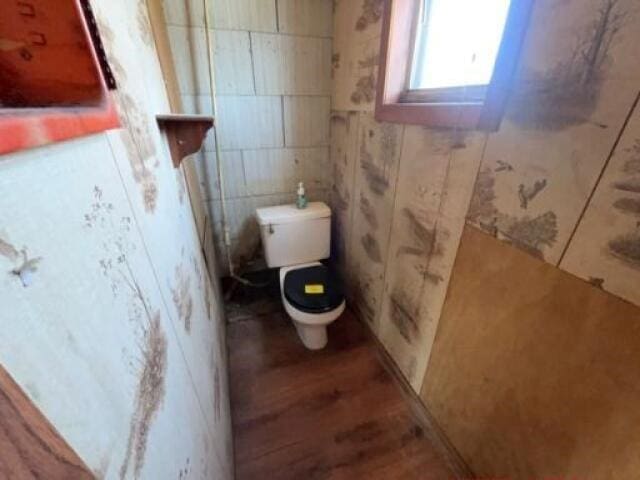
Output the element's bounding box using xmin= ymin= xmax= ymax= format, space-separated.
xmin=256 ymin=202 xmax=345 ymax=350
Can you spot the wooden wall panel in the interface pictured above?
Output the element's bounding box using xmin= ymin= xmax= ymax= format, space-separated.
xmin=561 ymin=98 xmax=640 ymax=306
xmin=0 ymin=366 xmax=93 ymax=479
xmin=421 ymin=225 xmax=640 ymax=479
xmin=377 ymin=127 xmax=486 ymax=390
xmin=467 ymin=0 xmax=640 ymax=264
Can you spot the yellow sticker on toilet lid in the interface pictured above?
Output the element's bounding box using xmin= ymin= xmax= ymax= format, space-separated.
xmin=305 ymin=284 xmax=324 ymax=294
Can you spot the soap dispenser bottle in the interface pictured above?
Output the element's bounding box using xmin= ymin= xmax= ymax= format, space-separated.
xmin=296 ymin=181 xmax=308 ymax=209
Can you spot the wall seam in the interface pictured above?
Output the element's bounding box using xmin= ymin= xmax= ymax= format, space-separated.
xmin=105 ymin=136 xmax=223 ymax=468
xmin=417 ymin=132 xmax=491 ymax=395
xmin=281 ymin=95 xmax=287 ymax=146
xmin=375 ymin=124 xmax=407 ymax=332
xmin=345 ymin=111 xmax=361 ymax=268
xmin=248 ymin=31 xmax=258 ymax=95
xmin=557 ymin=89 xmax=640 ymax=267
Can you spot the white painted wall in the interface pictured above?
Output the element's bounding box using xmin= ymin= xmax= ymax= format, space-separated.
xmin=0 ymin=0 xmax=232 ymax=478
xmin=164 ymin=0 xmax=334 ymax=274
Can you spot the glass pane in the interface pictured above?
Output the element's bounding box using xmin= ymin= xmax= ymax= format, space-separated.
xmin=411 ymin=0 xmax=511 ymax=90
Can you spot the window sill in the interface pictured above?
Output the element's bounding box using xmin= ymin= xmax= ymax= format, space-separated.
xmin=375 ymin=101 xmax=483 ymax=129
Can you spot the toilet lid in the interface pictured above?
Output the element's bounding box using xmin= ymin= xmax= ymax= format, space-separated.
xmin=284 ymin=265 xmax=344 ymax=314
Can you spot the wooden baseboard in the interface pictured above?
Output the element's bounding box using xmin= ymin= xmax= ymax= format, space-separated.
xmin=357 ymin=312 xmax=475 ymax=479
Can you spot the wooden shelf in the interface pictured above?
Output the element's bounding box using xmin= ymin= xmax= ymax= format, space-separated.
xmin=156 ymin=114 xmax=214 ymax=168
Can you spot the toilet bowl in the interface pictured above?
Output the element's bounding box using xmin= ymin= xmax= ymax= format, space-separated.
xmin=279 ymin=262 xmax=345 ymax=350
xmin=255 ymin=202 xmax=346 ymax=350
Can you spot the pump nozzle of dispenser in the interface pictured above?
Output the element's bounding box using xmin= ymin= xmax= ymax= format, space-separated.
xmin=296 ymin=181 xmax=308 ymax=209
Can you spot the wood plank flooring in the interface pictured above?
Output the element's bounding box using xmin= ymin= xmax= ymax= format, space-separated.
xmin=228 ymin=305 xmax=455 ymax=479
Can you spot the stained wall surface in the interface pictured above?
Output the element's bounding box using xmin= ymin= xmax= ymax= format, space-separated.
xmin=164 ymin=0 xmax=334 ymax=273
xmin=330 ymin=0 xmax=640 ymax=391
xmin=422 ymin=226 xmax=640 ymax=480
xmin=0 ymin=0 xmax=232 ymax=478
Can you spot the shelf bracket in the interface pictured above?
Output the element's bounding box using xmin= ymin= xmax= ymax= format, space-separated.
xmin=156 ymin=114 xmax=214 ymax=168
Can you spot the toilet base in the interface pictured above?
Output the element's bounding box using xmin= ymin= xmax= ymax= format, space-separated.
xmin=294 ymin=322 xmax=328 ymax=350
xmin=279 ymin=263 xmax=346 ymax=351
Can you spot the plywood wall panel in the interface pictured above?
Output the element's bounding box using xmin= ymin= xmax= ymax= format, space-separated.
xmin=347 ymin=113 xmax=403 ymax=331
xmin=378 ymin=128 xmax=487 ymax=390
xmin=329 ymin=111 xmax=360 ymax=277
xmin=467 ymin=0 xmax=640 ymax=264
xmin=422 ymin=226 xmax=640 ymax=480
xmin=332 ymin=0 xmax=383 ymax=112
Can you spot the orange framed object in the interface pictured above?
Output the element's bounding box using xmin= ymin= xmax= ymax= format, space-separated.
xmin=0 ymin=0 xmax=120 ymax=156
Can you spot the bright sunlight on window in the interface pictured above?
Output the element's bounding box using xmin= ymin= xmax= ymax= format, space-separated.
xmin=410 ymin=0 xmax=512 ymax=91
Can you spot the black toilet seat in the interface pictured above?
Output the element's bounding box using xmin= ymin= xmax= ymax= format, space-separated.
xmin=283 ymin=265 xmax=344 ymax=314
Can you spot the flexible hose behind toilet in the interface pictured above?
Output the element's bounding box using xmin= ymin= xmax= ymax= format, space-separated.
xmin=202 ymin=0 xmax=269 ymax=288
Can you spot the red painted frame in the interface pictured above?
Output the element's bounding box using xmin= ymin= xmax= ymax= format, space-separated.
xmin=375 ymin=0 xmax=534 ymax=130
xmin=0 ymin=0 xmax=119 ymax=157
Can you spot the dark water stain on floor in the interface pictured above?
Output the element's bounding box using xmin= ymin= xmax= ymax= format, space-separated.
xmin=361 ymin=233 xmax=383 ymax=263
xmin=120 ymin=313 xmax=167 ymax=480
xmin=334 ymin=421 xmax=382 ymax=444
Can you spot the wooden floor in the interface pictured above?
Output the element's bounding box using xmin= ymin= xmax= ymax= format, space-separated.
xmin=228 ymin=303 xmax=455 ymax=479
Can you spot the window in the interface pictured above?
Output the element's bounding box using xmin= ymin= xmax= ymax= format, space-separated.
xmin=375 ymin=0 xmax=534 ymax=130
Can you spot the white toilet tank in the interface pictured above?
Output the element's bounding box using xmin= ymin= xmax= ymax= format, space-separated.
xmin=256 ymin=202 xmax=331 ymax=268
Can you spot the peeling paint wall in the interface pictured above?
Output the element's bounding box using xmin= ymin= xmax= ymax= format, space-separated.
xmin=163 ymin=0 xmax=334 ymax=274
xmin=0 ymin=0 xmax=232 ymax=478
xmin=331 ymin=0 xmax=640 ymax=392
